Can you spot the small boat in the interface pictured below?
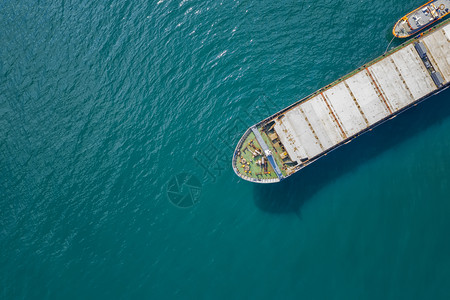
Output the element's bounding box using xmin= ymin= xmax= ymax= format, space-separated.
xmin=393 ymin=0 xmax=450 ymax=38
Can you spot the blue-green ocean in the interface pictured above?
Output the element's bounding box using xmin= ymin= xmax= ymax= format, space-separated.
xmin=1 ymin=0 xmax=450 ymax=298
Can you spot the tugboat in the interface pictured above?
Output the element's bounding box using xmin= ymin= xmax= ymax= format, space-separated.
xmin=393 ymin=0 xmax=450 ymax=38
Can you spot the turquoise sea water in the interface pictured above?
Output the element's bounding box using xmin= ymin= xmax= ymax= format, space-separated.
xmin=1 ymin=0 xmax=450 ymax=298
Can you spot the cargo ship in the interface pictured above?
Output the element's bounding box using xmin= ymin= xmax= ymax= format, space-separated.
xmin=393 ymin=0 xmax=450 ymax=38
xmin=232 ymin=19 xmax=450 ymax=183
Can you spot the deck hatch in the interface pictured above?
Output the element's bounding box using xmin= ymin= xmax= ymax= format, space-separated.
xmin=414 ymin=42 xmax=427 ymax=59
xmin=431 ymin=71 xmax=444 ymax=87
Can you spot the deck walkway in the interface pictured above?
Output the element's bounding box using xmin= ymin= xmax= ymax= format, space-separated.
xmin=251 ymin=127 xmax=284 ymax=180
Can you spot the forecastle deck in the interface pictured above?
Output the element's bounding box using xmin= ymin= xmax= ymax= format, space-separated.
xmin=233 ymin=20 xmax=450 ymax=183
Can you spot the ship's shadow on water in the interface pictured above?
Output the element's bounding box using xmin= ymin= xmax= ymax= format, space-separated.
xmin=254 ymin=88 xmax=450 ymax=215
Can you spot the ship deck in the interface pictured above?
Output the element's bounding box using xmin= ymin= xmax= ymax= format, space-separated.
xmin=233 ymin=19 xmax=450 ymax=183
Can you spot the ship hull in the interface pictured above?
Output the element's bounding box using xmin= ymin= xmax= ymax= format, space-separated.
xmin=232 ymin=20 xmax=450 ymax=184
